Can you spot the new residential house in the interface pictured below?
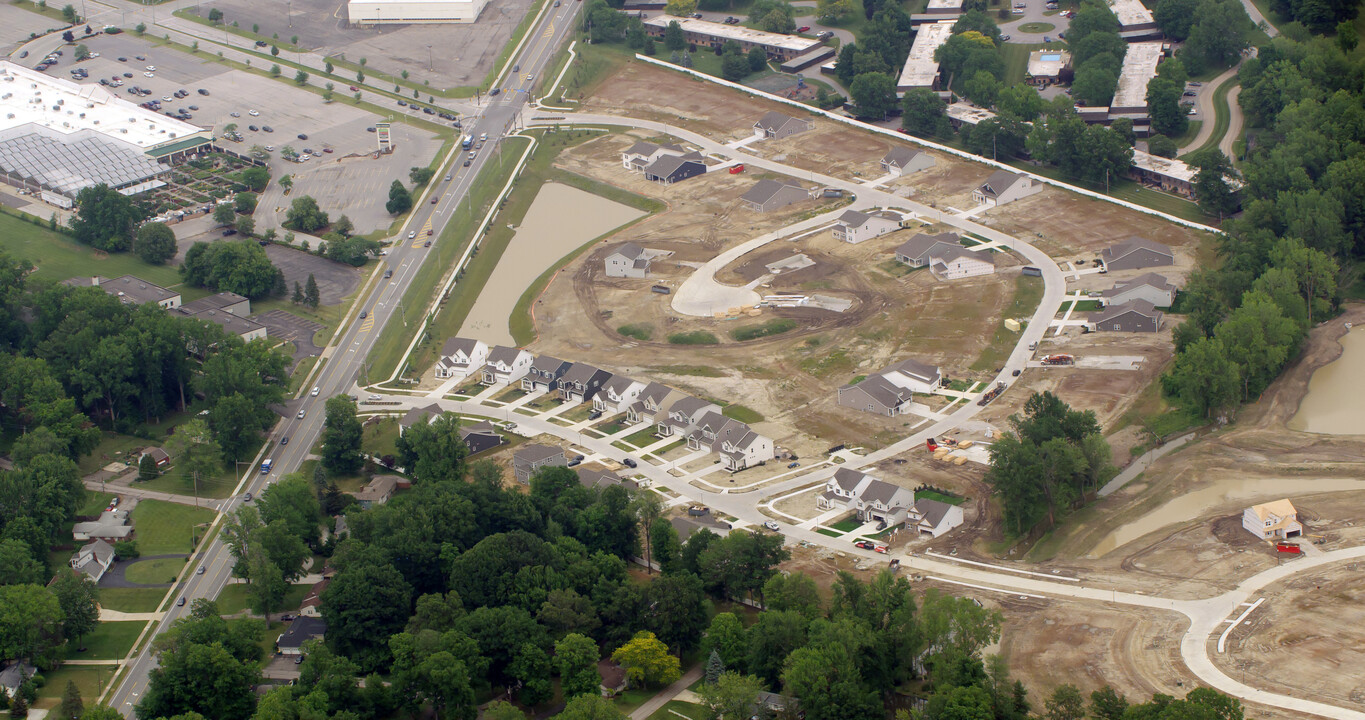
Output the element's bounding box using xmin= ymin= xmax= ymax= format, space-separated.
xmin=594 ymin=374 xmax=647 ymax=415
xmin=480 ymin=345 xmax=534 ymax=385
xmin=522 ymin=354 xmax=572 ymax=392
xmin=837 ymin=375 xmax=916 ymax=417
xmin=928 ymin=246 xmax=996 ymax=280
xmin=459 ymin=421 xmax=505 ymax=455
xmin=895 ymin=232 xmax=961 ymax=267
xmin=577 ymin=467 xmax=640 ymax=492
xmin=658 ymin=395 xmax=722 ymax=437
xmin=739 ymin=178 xmax=812 ymax=212
xmin=435 ymin=337 xmax=489 ymax=380
xmin=398 ymin=403 xmax=442 ymax=434
xmin=621 ymin=141 xmax=686 ymax=172
xmin=604 ymin=242 xmax=652 ymax=278
xmin=513 ymin=444 xmax=567 ymax=484
xmin=69 ymin=539 xmax=116 ymax=582
xmin=880 ymin=147 xmax=936 ymax=176
xmin=686 ymin=411 xmax=774 ymax=471
xmin=1243 ymin=499 xmax=1303 ymax=540
xmin=1101 ymin=273 xmax=1177 ymax=307
xmin=1100 ymin=237 xmax=1174 ymax=272
xmin=817 ymin=468 xmax=916 ymax=526
xmin=972 ymin=170 xmax=1042 ymax=207
xmin=832 ymin=209 xmax=901 ymax=244
xmin=559 ymin=362 xmax=612 ymax=403
xmin=874 ymin=358 xmax=942 ymax=393
xmin=1088 ymin=299 xmax=1162 ymax=333
xmin=908 ymin=498 xmax=964 ymax=537
xmin=753 ymin=111 xmax=814 ymax=139
xmin=626 ymin=382 xmax=674 ymax=425
xmin=644 ymin=153 xmax=706 ymax=185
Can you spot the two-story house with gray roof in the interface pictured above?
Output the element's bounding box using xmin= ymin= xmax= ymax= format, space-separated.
xmin=435 ymin=337 xmax=489 ymax=380
xmin=513 ymin=444 xmax=567 ymax=484
xmin=972 ymin=170 xmax=1042 ymax=207
xmin=594 ymin=373 xmax=647 ymax=415
xmin=522 ymin=354 xmax=572 ymax=392
xmin=69 ymin=539 xmax=117 ymax=582
xmin=605 ymin=242 xmax=652 ymax=278
xmin=687 ymin=411 xmax=774 ymax=471
xmin=621 ymin=141 xmax=687 ymax=172
xmin=627 ymin=382 xmax=674 ymax=426
xmin=480 ymin=346 xmax=534 ymax=385
xmin=658 ymin=395 xmax=722 ymax=437
xmin=895 ymin=232 xmax=961 ymax=267
xmin=559 ymin=362 xmax=612 ymax=403
xmin=817 ymin=468 xmax=916 ymax=526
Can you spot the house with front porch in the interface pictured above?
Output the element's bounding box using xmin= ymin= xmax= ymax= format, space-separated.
xmin=594 ymin=373 xmax=647 ymax=415
xmin=817 ymin=468 xmax=916 ymax=526
xmin=480 ymin=346 xmax=534 ymax=385
xmin=659 ymin=396 xmax=722 ymax=437
xmin=434 ymin=337 xmax=489 ymax=380
xmin=559 ymin=362 xmax=612 ymax=403
xmin=687 ymin=411 xmax=774 ymax=471
xmin=522 ymin=354 xmax=572 ymax=392
xmin=626 ymin=382 xmax=674 ymax=425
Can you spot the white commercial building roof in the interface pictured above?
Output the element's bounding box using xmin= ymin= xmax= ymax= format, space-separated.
xmin=926 ymin=0 xmax=964 ymax=11
xmin=1108 ymin=0 xmax=1155 ymax=28
xmin=898 ymin=20 xmax=956 ymax=91
xmin=1131 ymin=149 xmax=1195 ymax=183
xmin=0 ymin=126 xmax=167 ymax=196
xmin=642 ymin=16 xmax=821 ymax=54
xmin=946 ymin=102 xmax=997 ymax=126
xmin=346 ymin=0 xmax=489 ymax=23
xmin=1111 ymin=41 xmax=1163 ymax=112
xmin=0 ymin=61 xmax=202 ymax=150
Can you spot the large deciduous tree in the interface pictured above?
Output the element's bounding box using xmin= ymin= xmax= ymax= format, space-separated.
xmin=71 ymin=185 xmax=145 ymax=252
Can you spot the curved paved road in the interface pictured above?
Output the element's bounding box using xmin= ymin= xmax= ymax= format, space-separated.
xmin=1180 ymin=65 xmax=1240 ymax=155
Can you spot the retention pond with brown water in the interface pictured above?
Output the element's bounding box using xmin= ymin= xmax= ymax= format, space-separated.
xmin=1289 ymin=326 xmax=1365 ymax=435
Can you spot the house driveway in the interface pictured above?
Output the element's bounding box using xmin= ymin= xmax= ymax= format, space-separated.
xmin=102 ymin=554 xmax=188 ymax=589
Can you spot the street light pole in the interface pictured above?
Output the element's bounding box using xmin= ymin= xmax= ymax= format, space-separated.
xmin=426 ymin=44 xmax=433 ymax=72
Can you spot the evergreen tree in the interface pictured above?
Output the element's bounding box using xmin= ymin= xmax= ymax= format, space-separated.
xmin=10 ymin=693 xmax=28 ymax=720
xmin=705 ymin=649 xmax=724 ymax=685
xmin=292 ymin=281 xmax=303 ymax=304
xmin=59 ymin=681 xmax=83 ymax=720
xmin=138 ymin=453 xmax=160 ymax=481
xmin=304 ymin=274 xmax=320 ymax=307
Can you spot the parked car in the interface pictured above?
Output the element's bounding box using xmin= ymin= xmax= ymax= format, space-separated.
xmin=763 ymin=521 xmax=781 ymax=531
xmin=797 ymin=25 xmax=810 ymax=32
xmin=622 ymin=457 xmax=638 ymax=468
xmin=854 ymin=540 xmax=875 ymax=549
xmin=567 ymin=454 xmax=585 ymax=467
xmin=588 ymin=410 xmax=603 ymax=420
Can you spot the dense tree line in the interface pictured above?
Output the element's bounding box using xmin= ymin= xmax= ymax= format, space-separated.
xmin=1163 ymin=26 xmax=1358 ymax=418
xmin=181 ymin=240 xmax=286 ymax=299
xmin=1065 ymin=2 xmax=1127 ymax=107
xmin=986 ymin=392 xmax=1114 ymax=537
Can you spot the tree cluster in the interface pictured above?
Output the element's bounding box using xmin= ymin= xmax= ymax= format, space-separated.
xmin=985 ymin=392 xmax=1114 ymax=537
xmin=834 ymin=2 xmax=914 ymax=115
xmin=181 ymin=240 xmax=285 ymax=299
xmin=70 ymin=185 xmax=147 ymax=253
xmin=1026 ymin=98 xmax=1134 ymax=188
xmin=1158 ymin=0 xmax=1255 ymax=72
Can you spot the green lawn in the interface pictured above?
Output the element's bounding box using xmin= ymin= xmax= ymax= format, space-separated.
xmin=0 ymin=210 xmax=184 ymax=287
xmin=362 ymin=417 xmax=403 ymax=460
xmin=917 ymin=489 xmax=966 ymax=506
xmin=73 ymin=621 xmax=147 ymax=660
xmin=971 ymin=276 xmax=1044 ymax=372
xmin=623 ymin=427 xmax=662 ymax=448
xmin=34 ymin=665 xmax=110 ymax=710
xmin=831 ymin=518 xmax=862 ymax=531
xmin=646 ymin=701 xmax=712 ymax=720
xmin=130 ymin=500 xmax=216 ymax=555
xmin=1181 ymin=73 xmax=1237 ymax=160
xmin=215 ymin=583 xmax=312 ymax=615
xmin=78 ymin=492 xmax=115 ymax=517
xmin=98 ymin=587 xmax=169 ymax=613
xmin=124 ymin=557 xmax=187 ymax=585
xmin=136 ymin=466 xmax=242 ymax=499
xmin=722 ymin=404 xmax=764 ymax=424
xmin=999 ymin=41 xmax=1068 ymax=86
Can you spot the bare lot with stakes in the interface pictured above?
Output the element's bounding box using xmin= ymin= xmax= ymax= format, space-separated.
xmin=187 ymin=0 xmax=535 ymax=91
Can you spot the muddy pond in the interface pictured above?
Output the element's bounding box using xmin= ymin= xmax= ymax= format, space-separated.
xmin=458 ymin=182 xmax=645 ymax=346
xmin=1288 ymin=327 xmax=1365 ymax=435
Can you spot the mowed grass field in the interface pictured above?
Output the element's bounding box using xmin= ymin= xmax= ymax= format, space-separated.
xmin=0 ymin=211 xmax=184 ymax=287
xmin=130 ymin=500 xmax=216 ymax=555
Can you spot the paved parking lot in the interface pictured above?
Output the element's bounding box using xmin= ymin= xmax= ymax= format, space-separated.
xmin=0 ymin=4 xmax=63 ymax=52
xmin=192 ymin=0 xmax=533 ymax=91
xmin=255 ymin=309 xmax=324 ymax=361
xmin=46 ymin=34 xmax=442 ymax=236
xmin=264 ymin=244 xmax=361 ymax=305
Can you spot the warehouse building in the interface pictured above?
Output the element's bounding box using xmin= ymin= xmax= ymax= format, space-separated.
xmin=1109 ymin=41 xmax=1165 ymax=127
xmin=347 ymin=0 xmax=489 ymax=24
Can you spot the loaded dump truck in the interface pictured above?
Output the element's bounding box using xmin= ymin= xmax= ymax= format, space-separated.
xmin=1042 ymin=354 xmax=1075 ymax=365
xmin=977 ymin=381 xmax=1006 ymax=406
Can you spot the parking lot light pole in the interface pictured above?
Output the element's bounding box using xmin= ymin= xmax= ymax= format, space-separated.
xmin=426 ymin=45 xmax=433 ymax=72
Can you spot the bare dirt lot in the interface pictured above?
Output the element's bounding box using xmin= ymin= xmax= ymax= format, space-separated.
xmin=191 ymin=0 xmax=534 ymax=91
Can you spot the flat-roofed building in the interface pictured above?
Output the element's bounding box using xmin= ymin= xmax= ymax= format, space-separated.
xmin=1026 ymin=50 xmax=1071 ymax=86
xmin=945 ymin=102 xmax=997 ymax=129
xmin=642 ymin=17 xmax=822 ymax=60
xmin=175 ymin=307 xmax=269 ymax=343
xmin=1129 ymin=148 xmax=1196 ymax=196
xmin=897 ymin=21 xmax=956 ymax=93
xmin=347 ymin=0 xmax=489 ymax=24
xmin=64 ymin=274 xmax=183 ymax=309
xmin=1110 ymin=41 xmax=1165 ymax=123
xmin=180 ymin=291 xmax=250 ymax=317
xmin=779 ymin=45 xmax=836 ymax=73
xmin=911 ymin=0 xmax=964 ymax=23
xmin=1108 ymin=0 xmax=1160 ymax=38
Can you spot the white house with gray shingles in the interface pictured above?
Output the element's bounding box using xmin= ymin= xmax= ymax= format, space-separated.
xmin=1101 ymin=272 xmax=1177 ymax=307
xmin=69 ymin=539 xmax=116 ymax=582
xmin=895 ymin=232 xmax=961 ymax=267
xmin=1088 ymin=299 xmax=1162 ymax=333
xmin=399 ymin=403 xmax=442 ymax=435
xmin=880 ymin=147 xmax=936 ymax=176
xmin=832 ymin=209 xmax=902 ymax=244
xmin=559 ymin=362 xmax=612 ymax=403
xmin=686 ymin=411 xmax=774 ymax=471
xmin=605 ymin=242 xmax=652 ymax=278
xmin=740 ymin=178 xmax=812 ymax=212
xmin=658 ymin=395 xmax=722 ymax=437
xmin=594 ymin=373 xmax=647 ymax=414
xmin=908 ymin=498 xmax=964 ymax=537
xmin=480 ymin=346 xmax=534 ymax=385
xmin=817 ymin=468 xmax=916 ymax=525
xmin=972 ymin=170 xmax=1042 ymax=207
xmin=522 ymin=354 xmax=572 ymax=392
xmin=626 ymin=382 xmax=674 ymax=425
xmin=621 ymin=141 xmax=687 ymax=172
xmin=0 ymin=661 xmax=37 ymax=699
xmin=929 ymin=246 xmax=996 ymax=280
xmin=1100 ymin=237 xmax=1175 ymax=272
xmin=513 ymin=444 xmax=567 ymax=484
xmin=753 ymin=111 xmax=814 ymax=139
xmin=435 ymin=337 xmax=489 ymax=380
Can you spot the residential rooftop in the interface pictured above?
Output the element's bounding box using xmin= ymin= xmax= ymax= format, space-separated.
xmin=897 ymin=20 xmax=956 ymax=90
xmin=642 ymin=16 xmax=821 ymax=53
